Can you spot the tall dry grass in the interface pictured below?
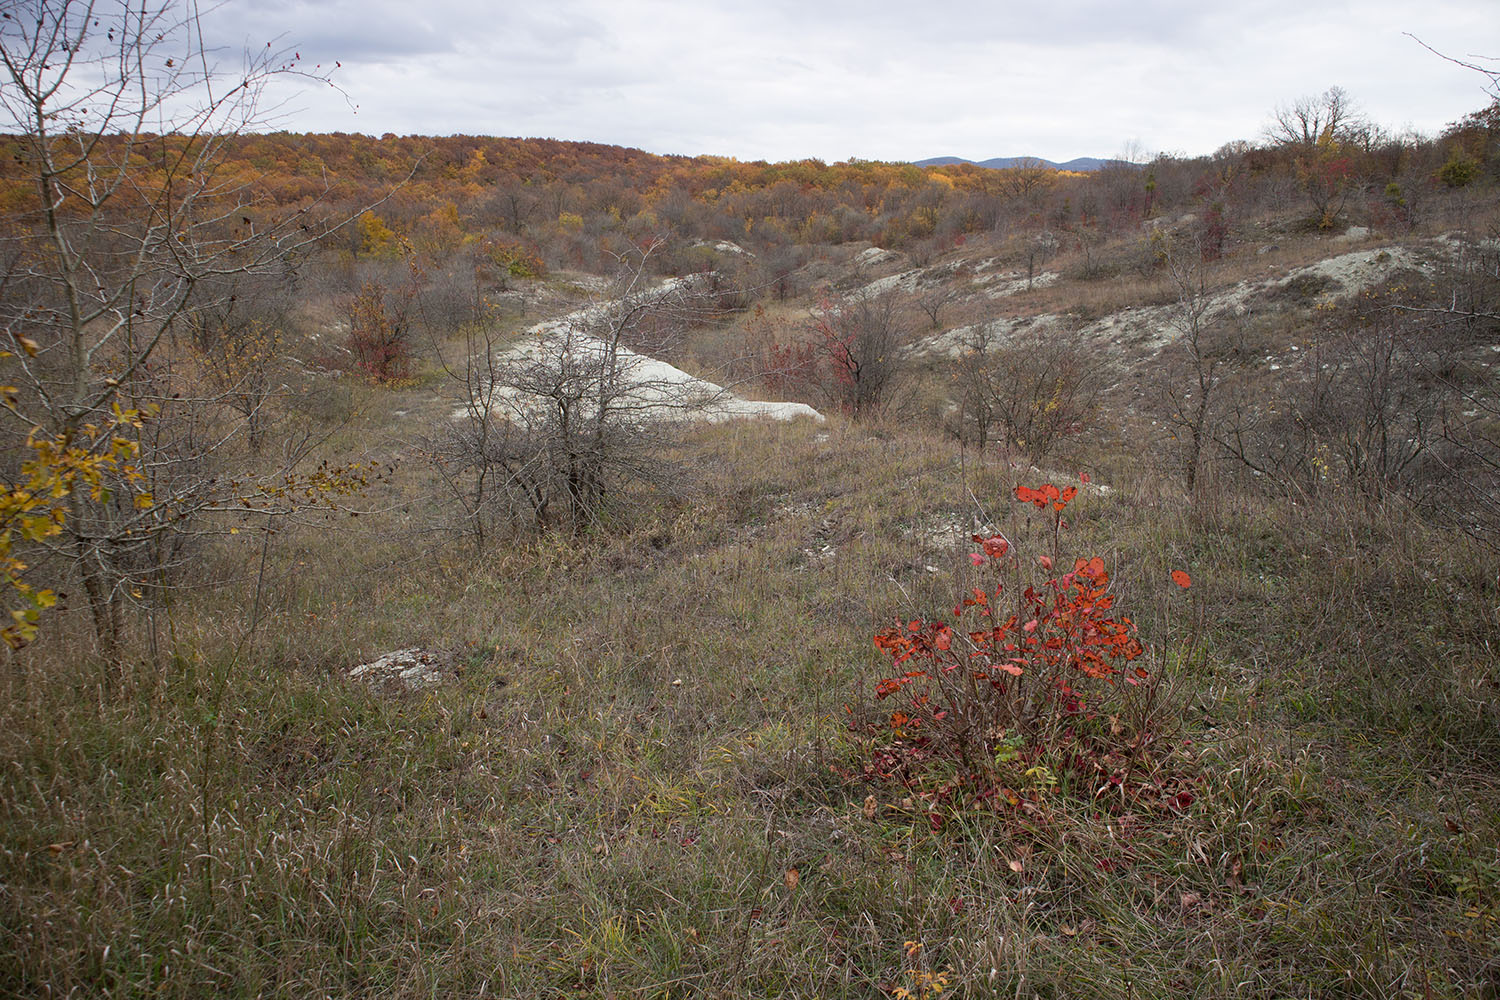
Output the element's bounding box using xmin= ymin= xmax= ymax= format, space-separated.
xmin=3 ymin=407 xmax=1497 ymax=997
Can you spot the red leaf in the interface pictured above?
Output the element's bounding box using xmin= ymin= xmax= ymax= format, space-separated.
xmin=1171 ymin=569 xmax=1192 ymax=589
xmin=1015 ymin=484 xmax=1061 ymax=509
xmin=974 ymin=534 xmax=1009 ymax=558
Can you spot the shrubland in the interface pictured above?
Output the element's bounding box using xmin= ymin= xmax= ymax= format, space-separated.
xmin=2 ymin=8 xmax=1499 ymax=994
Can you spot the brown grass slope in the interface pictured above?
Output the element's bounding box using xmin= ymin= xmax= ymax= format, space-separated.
xmin=3 ymin=208 xmax=1500 ymax=998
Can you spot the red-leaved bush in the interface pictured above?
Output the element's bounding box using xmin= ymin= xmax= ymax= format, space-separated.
xmin=856 ymin=481 xmax=1194 ymax=827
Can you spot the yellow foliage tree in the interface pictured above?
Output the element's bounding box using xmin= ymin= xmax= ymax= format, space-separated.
xmin=0 ymin=388 xmax=146 ymax=648
xmin=357 ymin=210 xmax=402 ymax=259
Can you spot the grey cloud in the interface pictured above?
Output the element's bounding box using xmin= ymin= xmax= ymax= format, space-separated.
xmin=216 ymin=0 xmax=1495 ymax=161
xmin=202 ymin=0 xmax=454 ymax=61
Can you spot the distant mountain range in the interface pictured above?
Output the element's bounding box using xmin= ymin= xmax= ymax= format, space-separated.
xmin=914 ymin=155 xmax=1132 ymax=172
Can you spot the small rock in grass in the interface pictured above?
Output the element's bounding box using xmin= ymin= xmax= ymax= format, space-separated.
xmin=348 ymin=647 xmax=452 ymax=691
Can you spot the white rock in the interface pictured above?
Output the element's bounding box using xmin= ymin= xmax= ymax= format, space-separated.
xmin=855 ymin=246 xmax=899 ymax=266
xmin=349 ymin=648 xmax=451 ymax=691
xmin=462 ymin=278 xmax=823 ymax=426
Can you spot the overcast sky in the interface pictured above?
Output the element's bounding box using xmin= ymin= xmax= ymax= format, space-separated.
xmin=210 ymin=0 xmax=1498 ymax=163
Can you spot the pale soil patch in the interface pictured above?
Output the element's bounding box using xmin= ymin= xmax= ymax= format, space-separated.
xmin=693 ymin=239 xmax=752 ymax=256
xmin=852 ymin=254 xmax=1056 ymax=303
xmin=857 ymin=268 xmax=925 ymax=298
xmin=464 ymin=277 xmax=824 ymax=425
xmin=925 ymin=243 xmax=1437 ymax=359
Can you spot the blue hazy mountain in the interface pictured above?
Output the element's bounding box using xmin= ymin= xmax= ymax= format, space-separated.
xmin=914 ymin=155 xmax=1130 ymax=172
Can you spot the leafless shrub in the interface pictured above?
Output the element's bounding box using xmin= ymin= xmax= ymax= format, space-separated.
xmin=1152 ymin=238 xmax=1240 ymax=494
xmin=432 ymin=242 xmax=711 ymax=537
xmin=951 ymin=319 xmax=1104 ymax=462
xmin=806 ymin=290 xmax=917 ymax=420
xmin=914 ymin=279 xmax=966 ymax=331
xmin=1218 ymin=260 xmax=1498 ymax=545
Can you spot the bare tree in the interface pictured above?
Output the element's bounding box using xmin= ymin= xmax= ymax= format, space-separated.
xmin=182 ymin=272 xmax=297 ymax=454
xmin=1266 ymin=87 xmax=1367 ymax=148
xmin=914 ymin=278 xmax=965 ymax=331
xmin=1215 ymin=268 xmax=1482 ymax=522
xmin=1155 ymin=239 xmax=1231 ymax=494
xmin=1026 ymin=230 xmax=1060 ymax=289
xmin=807 ymin=289 xmax=914 ymax=419
xmin=428 ymin=324 xmax=520 ymax=551
xmin=758 ymin=244 xmax=802 ymax=302
xmin=485 ymin=179 xmax=540 ymax=234
xmin=1263 ymin=87 xmax=1370 ymax=227
xmin=1406 ymin=34 xmax=1500 ymax=104
xmin=1001 ymin=158 xmax=1055 ymax=200
xmin=435 ymin=241 xmax=717 ymax=536
xmin=0 ymin=1 xmax=367 ymax=660
xmin=1320 ymin=317 xmax=1434 ymax=501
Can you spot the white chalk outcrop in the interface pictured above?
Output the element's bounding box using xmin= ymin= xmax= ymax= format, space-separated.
xmin=461 ymin=276 xmax=823 ymax=425
xmin=927 ymin=244 xmax=1433 ymax=358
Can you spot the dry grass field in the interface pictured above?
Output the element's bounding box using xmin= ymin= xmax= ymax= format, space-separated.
xmin=3 ymin=177 xmax=1499 ymax=998
xmin=4 ymin=370 xmax=1499 ymax=997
